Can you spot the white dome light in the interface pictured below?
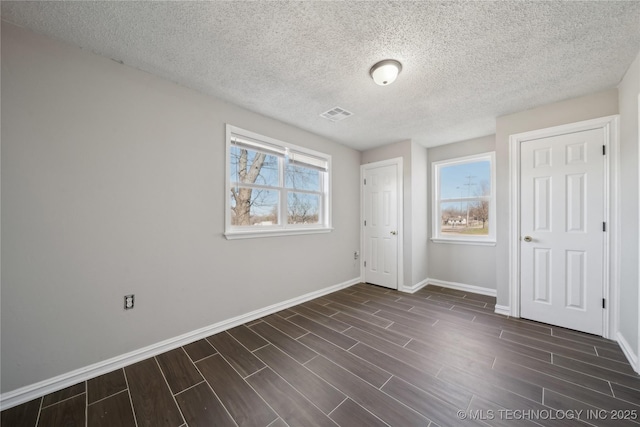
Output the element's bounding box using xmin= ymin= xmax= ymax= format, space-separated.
xmin=370 ymin=59 xmax=402 ymax=86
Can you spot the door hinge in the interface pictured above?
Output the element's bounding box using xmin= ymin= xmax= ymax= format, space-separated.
xmin=364 ymin=220 xmax=367 ymax=226
xmin=602 ymin=298 xmax=606 ymax=309
xmin=603 ymin=145 xmax=606 ymax=155
xmin=603 ymin=222 xmax=606 ymax=232
xmin=364 ymin=261 xmax=366 ymax=267
xmin=364 ymin=178 xmax=366 ymax=185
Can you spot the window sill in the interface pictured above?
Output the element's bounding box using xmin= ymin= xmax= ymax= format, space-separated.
xmin=225 ymin=227 xmax=333 ymax=240
xmin=430 ymin=238 xmax=496 ymax=247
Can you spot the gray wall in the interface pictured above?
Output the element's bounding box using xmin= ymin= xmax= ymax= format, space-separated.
xmin=495 ymin=89 xmax=619 ymax=308
xmin=427 ymin=135 xmax=497 ymax=289
xmin=411 ymin=141 xmax=429 ymax=286
xmin=361 ymin=141 xmax=429 ymax=288
xmin=1 ymin=23 xmax=361 ymax=393
xmin=617 ymin=50 xmax=640 ymax=357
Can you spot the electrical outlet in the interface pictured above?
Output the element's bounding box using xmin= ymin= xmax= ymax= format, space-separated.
xmin=354 ymin=251 xmax=359 ymax=260
xmin=124 ymin=294 xmax=135 ymax=310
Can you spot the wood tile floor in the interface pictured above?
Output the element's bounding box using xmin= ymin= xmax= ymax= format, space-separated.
xmin=3 ymin=283 xmax=640 ymax=427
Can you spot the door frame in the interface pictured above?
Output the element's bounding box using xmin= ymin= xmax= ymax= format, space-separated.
xmin=508 ymin=115 xmax=620 ymax=339
xmin=360 ymin=157 xmax=404 ymax=290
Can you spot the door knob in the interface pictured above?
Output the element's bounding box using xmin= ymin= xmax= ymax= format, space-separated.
xmin=523 ymin=236 xmax=533 ymax=242
xmin=390 ymin=231 xmax=397 ymax=235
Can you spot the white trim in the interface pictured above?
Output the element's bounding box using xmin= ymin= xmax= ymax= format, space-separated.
xmin=508 ymin=115 xmax=619 ymax=340
xmin=494 ymin=305 xmax=511 ymax=316
xmin=225 ymin=227 xmax=333 ymax=240
xmin=360 ymin=157 xmax=404 ymax=290
xmin=509 ymin=129 xmax=522 ymax=318
xmin=427 ymin=278 xmax=497 ymax=297
xmin=400 ymin=278 xmax=429 ymax=294
xmin=430 ymin=238 xmax=496 ymax=246
xmin=0 ymin=277 xmax=360 ymax=411
xmin=617 ymin=332 xmax=640 ymax=374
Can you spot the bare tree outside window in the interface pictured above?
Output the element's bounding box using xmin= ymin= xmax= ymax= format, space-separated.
xmin=286 ymin=163 xmax=320 ymax=224
xmin=470 ymin=180 xmax=490 ymax=230
xmin=288 ymin=193 xmax=319 ymax=224
xmin=229 ymin=141 xmax=327 ymax=228
xmin=230 ymin=147 xmax=279 ymax=225
xmin=433 ymin=154 xmax=494 ymax=240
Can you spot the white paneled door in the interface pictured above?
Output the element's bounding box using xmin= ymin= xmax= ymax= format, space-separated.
xmin=520 ymin=128 xmax=605 ymax=335
xmin=363 ymin=163 xmax=399 ymax=289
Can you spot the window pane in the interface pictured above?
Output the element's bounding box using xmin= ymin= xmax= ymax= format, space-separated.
xmin=287 ymin=192 xmax=320 ymax=224
xmin=230 ymin=146 xmax=279 ymax=187
xmin=230 ymin=187 xmax=279 ymax=226
xmin=440 ymin=201 xmax=489 ymax=236
xmin=285 ymin=162 xmax=320 ymax=191
xmin=440 ymin=160 xmax=491 ymax=200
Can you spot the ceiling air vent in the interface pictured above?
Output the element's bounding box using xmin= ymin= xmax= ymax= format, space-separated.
xmin=320 ymin=107 xmax=353 ymax=122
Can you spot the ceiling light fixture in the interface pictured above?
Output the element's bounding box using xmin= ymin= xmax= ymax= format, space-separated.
xmin=370 ymin=59 xmax=402 ymax=86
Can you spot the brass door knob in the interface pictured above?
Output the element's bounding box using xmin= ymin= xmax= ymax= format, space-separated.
xmin=523 ymin=236 xmax=533 ymax=242
xmin=390 ymin=231 xmax=397 ymax=235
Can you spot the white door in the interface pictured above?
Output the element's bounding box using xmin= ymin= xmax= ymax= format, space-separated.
xmin=363 ymin=163 xmax=399 ymax=289
xmin=520 ymin=128 xmax=605 ymax=335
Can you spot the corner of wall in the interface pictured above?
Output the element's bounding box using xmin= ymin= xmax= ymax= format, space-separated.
xmin=616 ymin=48 xmax=640 ymax=369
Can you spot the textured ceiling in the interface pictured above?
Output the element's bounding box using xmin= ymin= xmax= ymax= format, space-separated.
xmin=2 ymin=1 xmax=640 ymax=150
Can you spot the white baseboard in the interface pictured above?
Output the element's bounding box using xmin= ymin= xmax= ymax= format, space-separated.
xmin=616 ymin=331 xmax=640 ymax=374
xmin=426 ymin=278 xmax=497 ymax=297
xmin=400 ymin=278 xmax=429 ymax=294
xmin=0 ymin=277 xmax=360 ymax=411
xmin=494 ymin=305 xmax=511 ymax=316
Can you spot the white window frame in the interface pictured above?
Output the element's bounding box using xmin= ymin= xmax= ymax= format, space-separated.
xmin=431 ymin=151 xmax=496 ymax=246
xmin=224 ymin=124 xmax=332 ymax=240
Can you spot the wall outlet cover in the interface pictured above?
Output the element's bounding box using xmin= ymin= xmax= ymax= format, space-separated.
xmin=124 ymin=294 xmax=135 ymax=310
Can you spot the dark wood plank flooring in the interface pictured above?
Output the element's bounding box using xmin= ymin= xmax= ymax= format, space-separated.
xmin=3 ymin=283 xmax=639 ymax=427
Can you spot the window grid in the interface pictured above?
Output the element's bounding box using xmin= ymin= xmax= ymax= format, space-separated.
xmin=225 ymin=125 xmax=331 ymax=239
xmin=432 ymin=152 xmax=496 ymax=245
